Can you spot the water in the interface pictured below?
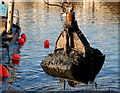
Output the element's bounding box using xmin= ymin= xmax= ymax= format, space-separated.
xmin=1 ymin=2 xmax=119 ymax=92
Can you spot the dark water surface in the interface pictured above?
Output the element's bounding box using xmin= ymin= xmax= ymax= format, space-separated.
xmin=1 ymin=2 xmax=119 ymax=92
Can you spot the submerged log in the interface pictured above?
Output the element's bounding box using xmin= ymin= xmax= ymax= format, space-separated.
xmin=41 ymin=47 xmax=105 ymax=83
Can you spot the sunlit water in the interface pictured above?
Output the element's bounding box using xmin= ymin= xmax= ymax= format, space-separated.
xmin=1 ymin=2 xmax=119 ymax=92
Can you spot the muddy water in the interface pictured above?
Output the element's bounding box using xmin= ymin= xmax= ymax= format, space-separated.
xmin=1 ymin=2 xmax=119 ymax=92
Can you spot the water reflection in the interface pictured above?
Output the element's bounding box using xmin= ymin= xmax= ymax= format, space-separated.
xmin=2 ymin=62 xmax=21 ymax=92
xmin=1 ymin=1 xmax=119 ymax=92
xmin=12 ymin=60 xmax=20 ymax=66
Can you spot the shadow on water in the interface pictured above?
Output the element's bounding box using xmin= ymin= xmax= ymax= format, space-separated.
xmin=1 ymin=1 xmax=119 ymax=92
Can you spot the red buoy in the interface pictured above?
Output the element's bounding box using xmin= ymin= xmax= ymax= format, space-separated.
xmin=21 ymin=33 xmax=26 ymax=39
xmin=18 ymin=38 xmax=24 ymax=43
xmin=12 ymin=54 xmax=20 ymax=61
xmin=0 ymin=64 xmax=9 ymax=78
xmin=44 ymin=40 xmax=49 ymax=46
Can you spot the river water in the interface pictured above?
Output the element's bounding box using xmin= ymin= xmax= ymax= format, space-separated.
xmin=1 ymin=2 xmax=119 ymax=92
